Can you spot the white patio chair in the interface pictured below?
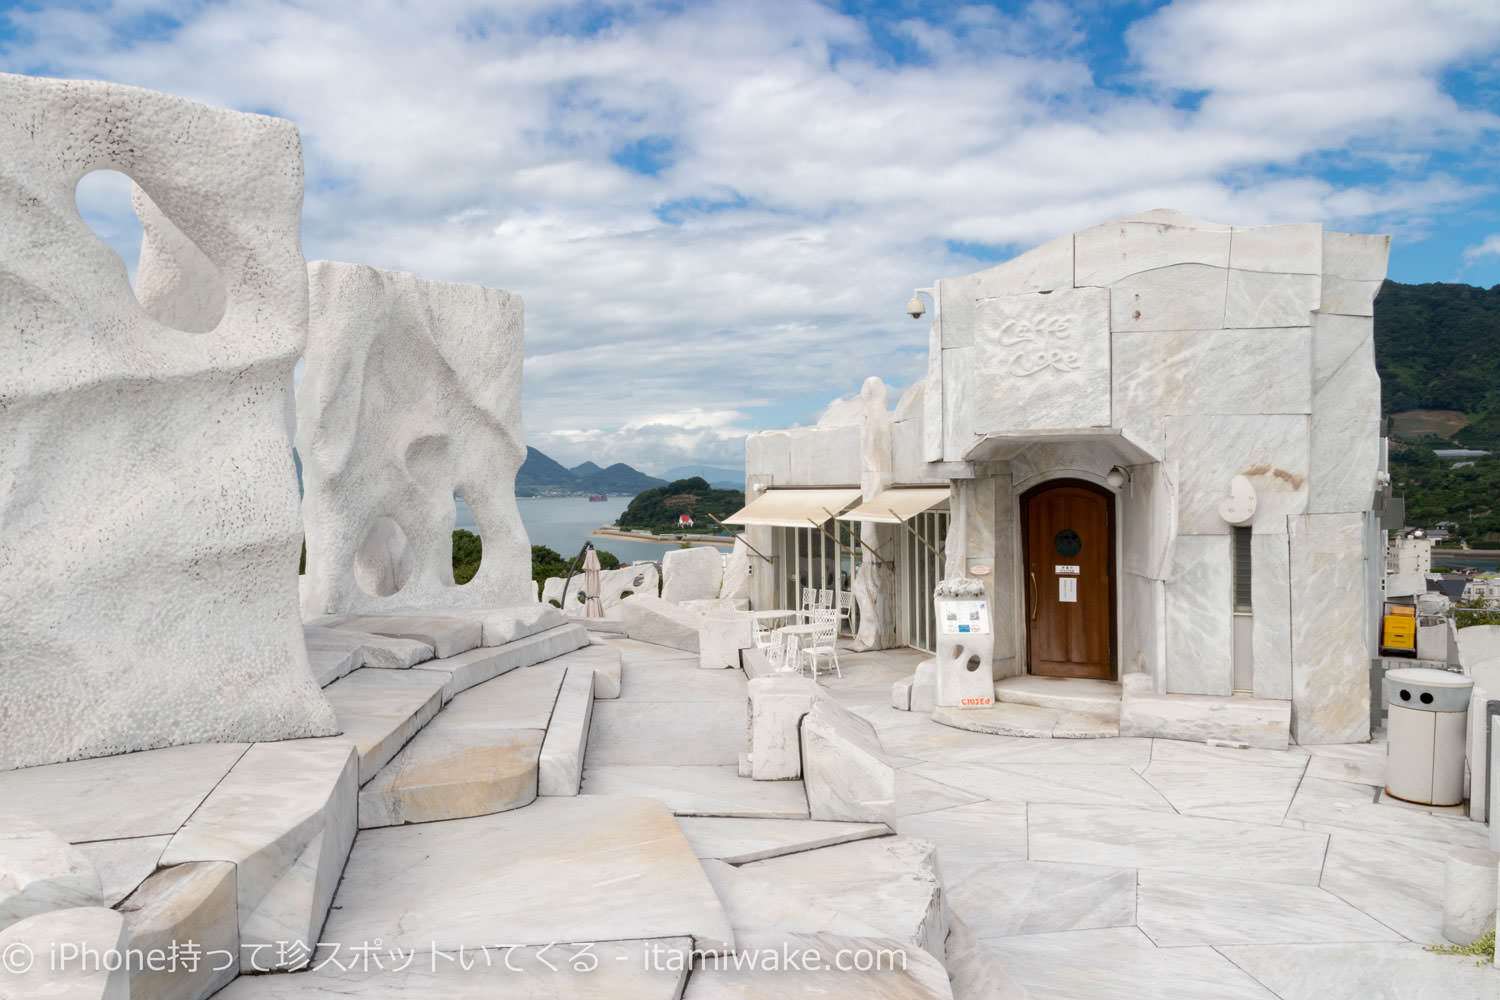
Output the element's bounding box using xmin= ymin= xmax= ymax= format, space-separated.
xmin=836 ymin=590 xmax=855 ymax=635
xmin=798 ymin=608 xmax=841 ymax=681
xmin=816 ymin=588 xmax=833 ymax=609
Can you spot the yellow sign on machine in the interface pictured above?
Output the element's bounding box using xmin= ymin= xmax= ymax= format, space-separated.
xmin=1380 ymin=604 xmax=1417 ymax=655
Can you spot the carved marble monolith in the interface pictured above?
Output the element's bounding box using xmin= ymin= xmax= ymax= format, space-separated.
xmin=0 ymin=74 xmax=337 ymax=770
xmin=297 ymin=262 xmax=532 ymax=615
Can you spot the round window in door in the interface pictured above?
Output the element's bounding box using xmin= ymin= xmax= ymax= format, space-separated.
xmin=1054 ymin=529 xmax=1082 ymax=558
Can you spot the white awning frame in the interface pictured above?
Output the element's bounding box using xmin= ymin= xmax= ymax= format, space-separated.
xmin=836 ymin=487 xmax=951 ymax=525
xmin=722 ymin=488 xmax=864 ymax=529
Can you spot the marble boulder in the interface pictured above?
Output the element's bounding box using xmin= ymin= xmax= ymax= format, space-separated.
xmin=0 ymin=906 xmax=130 ymax=999
xmin=662 ymin=545 xmax=724 ymax=603
xmin=747 ymin=675 xmax=819 ymax=780
xmin=298 ymin=262 xmax=531 ymax=616
xmin=0 ymin=816 xmax=103 ymax=931
xmin=616 ymin=594 xmax=704 ymax=652
xmin=801 ymin=695 xmax=898 ymax=822
xmin=0 ymin=73 xmax=336 ymax=770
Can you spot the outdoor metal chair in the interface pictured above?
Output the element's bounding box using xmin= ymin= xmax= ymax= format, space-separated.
xmin=836 ymin=589 xmax=855 ymax=636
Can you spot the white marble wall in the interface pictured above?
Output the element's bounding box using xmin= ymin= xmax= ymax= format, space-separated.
xmin=1165 ymin=535 xmax=1233 ymax=695
xmin=0 ymin=74 xmax=336 ymax=770
xmin=1289 ymin=513 xmax=1372 ymax=744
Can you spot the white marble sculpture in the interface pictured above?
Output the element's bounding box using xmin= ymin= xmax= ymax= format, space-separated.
xmin=0 ymin=74 xmax=336 ymax=770
xmin=298 ymin=262 xmax=532 ymax=615
xmin=854 ymin=376 xmax=899 ymax=649
xmin=933 ymin=577 xmax=994 ymax=708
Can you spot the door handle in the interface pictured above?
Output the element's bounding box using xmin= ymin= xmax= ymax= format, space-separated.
xmin=1029 ymin=572 xmax=1038 ymax=621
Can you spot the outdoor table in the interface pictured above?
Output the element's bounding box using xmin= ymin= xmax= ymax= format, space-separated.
xmin=774 ymin=622 xmax=825 ymax=674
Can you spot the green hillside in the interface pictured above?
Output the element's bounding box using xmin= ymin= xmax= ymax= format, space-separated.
xmin=1376 ymin=280 xmax=1500 ymax=542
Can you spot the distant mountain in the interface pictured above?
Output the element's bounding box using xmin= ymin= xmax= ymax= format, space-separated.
xmin=516 ymin=446 xmax=667 ymax=496
xmin=665 ymin=464 xmax=745 ymax=489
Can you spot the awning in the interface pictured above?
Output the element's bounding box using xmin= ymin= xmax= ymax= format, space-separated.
xmin=722 ymin=488 xmax=864 ymax=529
xmin=837 ymin=487 xmax=950 ymax=524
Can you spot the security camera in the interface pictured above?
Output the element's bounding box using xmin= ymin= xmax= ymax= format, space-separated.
xmin=906 ymin=294 xmax=926 ymax=319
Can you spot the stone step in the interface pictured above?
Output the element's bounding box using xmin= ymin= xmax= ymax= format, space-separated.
xmin=555 ymin=640 xmax=624 ymax=699
xmin=423 ymin=623 xmax=590 ymax=703
xmin=933 ymin=702 xmax=1118 ymax=739
xmin=356 ymin=664 xmax=568 ymax=828
xmin=118 ymin=860 xmax=238 ymax=998
xmin=538 ymin=664 xmax=597 ymax=797
xmin=324 ymin=796 xmax=734 ymax=953
xmin=158 ymin=740 xmax=359 ymax=972
xmin=993 ymin=675 xmax=1122 ymax=721
xmin=315 ymin=613 xmax=483 ymax=658
xmin=322 ymin=668 xmax=448 ymax=783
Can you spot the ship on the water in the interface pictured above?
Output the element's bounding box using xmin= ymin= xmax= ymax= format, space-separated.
xmin=588 ymin=494 xmax=609 ymax=502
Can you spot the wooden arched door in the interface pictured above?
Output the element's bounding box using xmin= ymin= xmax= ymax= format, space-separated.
xmin=1021 ymin=479 xmax=1115 ymax=679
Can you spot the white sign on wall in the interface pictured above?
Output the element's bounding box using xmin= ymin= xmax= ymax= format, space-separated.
xmin=939 ymin=599 xmax=990 ymax=636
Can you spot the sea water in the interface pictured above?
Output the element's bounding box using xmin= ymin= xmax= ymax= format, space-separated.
xmin=455 ymin=495 xmax=685 ymax=565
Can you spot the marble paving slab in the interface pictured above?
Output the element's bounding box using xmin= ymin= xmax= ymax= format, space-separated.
xmin=0 ymin=742 xmax=248 ymax=842
xmin=1318 ymin=828 xmax=1448 ymax=942
xmin=1028 ymin=803 xmax=1329 ymax=885
xmin=304 ymin=625 xmax=365 ymax=686
xmin=1137 ymin=760 xmax=1305 ymax=823
xmin=603 ymin=637 xmax=699 ymax=665
xmin=740 ymin=837 xmax=946 ymax=959
xmin=904 ymin=761 xmax=1173 ymax=812
xmin=324 ymin=796 xmax=733 ymax=952
xmin=684 ymin=931 xmax=953 ymax=1000
xmin=581 ymin=766 xmax=810 ymax=818
xmin=951 ymin=861 xmax=1136 ymax=938
xmin=981 ymin=926 xmax=1278 ymax=1000
xmin=1286 ymin=777 xmax=1489 ymax=849
xmin=218 ymin=937 xmax=693 ymax=998
xmin=1139 ymin=738 xmax=1309 ymax=771
xmin=72 ymin=835 xmax=170 ymax=906
xmin=676 ymin=817 xmax=891 ymax=864
xmin=587 ymin=700 xmax=747 ymax=766
xmin=1304 ymin=743 xmax=1387 ymax=787
xmin=1137 ymin=869 xmax=1403 ymax=947
xmin=875 ymin=722 xmax=1039 ymax=764
xmin=701 ymin=858 xmax=887 ymax=940
xmin=892 ymin=770 xmax=988 ymax=817
xmin=893 ymin=801 xmax=1028 ymax=878
xmin=1219 ymin=941 xmax=1498 ymax=1000
xmin=322 ymin=668 xmax=448 ymax=783
xmin=918 ymin=732 xmax=1153 ymax=768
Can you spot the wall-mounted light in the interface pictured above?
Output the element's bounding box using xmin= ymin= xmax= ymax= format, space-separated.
xmin=1106 ymin=466 xmax=1129 ymax=489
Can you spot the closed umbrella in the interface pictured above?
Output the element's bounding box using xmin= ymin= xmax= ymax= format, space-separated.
xmin=583 ymin=546 xmax=604 ymax=618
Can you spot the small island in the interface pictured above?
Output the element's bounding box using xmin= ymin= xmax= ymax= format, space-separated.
xmin=610 ymin=476 xmax=745 ymax=540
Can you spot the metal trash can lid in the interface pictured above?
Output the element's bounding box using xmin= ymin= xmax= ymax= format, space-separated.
xmin=1383 ymin=667 xmax=1473 ymax=712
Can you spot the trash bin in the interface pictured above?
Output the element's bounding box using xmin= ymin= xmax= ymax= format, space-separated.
xmin=1383 ymin=667 xmax=1473 ymax=806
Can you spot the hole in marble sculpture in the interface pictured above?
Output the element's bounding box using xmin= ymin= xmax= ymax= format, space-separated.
xmin=966 ymin=654 xmax=981 ymax=672
xmin=353 ymin=517 xmax=412 ymax=597
xmin=75 ymin=169 xmax=143 ymax=285
xmin=74 ymin=169 xmax=227 ymax=333
xmin=452 ymin=494 xmax=482 ymax=586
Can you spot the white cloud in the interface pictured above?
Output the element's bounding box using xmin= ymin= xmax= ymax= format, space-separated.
xmin=1464 ymin=234 xmax=1500 ymax=262
xmin=6 ymin=0 xmax=1498 ymax=472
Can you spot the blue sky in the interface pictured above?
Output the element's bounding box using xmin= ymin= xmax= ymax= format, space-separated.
xmin=4 ymin=0 xmax=1499 ymax=475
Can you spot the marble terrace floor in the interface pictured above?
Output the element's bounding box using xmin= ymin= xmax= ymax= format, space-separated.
xmin=609 ymin=640 xmax=1498 ymax=1000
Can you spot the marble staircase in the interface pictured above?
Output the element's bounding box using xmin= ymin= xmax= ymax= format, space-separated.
xmin=930 ymin=676 xmax=1121 ymax=739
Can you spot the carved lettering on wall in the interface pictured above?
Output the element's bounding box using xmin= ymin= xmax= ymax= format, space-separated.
xmin=977 ymin=309 xmax=1079 ymax=377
